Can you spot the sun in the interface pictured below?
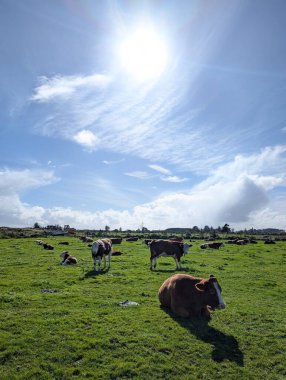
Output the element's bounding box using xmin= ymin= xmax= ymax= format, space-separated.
xmin=118 ymin=27 xmax=169 ymax=82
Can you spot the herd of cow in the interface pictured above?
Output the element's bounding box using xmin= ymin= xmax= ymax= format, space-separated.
xmin=34 ymin=235 xmax=276 ymax=318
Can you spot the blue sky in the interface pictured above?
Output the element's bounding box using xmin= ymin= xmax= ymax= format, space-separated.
xmin=1 ymin=0 xmax=286 ymax=230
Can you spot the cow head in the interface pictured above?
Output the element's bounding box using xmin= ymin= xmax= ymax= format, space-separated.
xmin=195 ymin=274 xmax=226 ymax=310
xmin=183 ymin=243 xmax=189 ymax=255
xmin=91 ymin=241 xmax=100 ymax=255
xmin=60 ymin=251 xmax=69 ymax=260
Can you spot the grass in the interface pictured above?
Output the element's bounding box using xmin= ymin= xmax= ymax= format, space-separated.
xmin=0 ymin=237 xmax=285 ymax=379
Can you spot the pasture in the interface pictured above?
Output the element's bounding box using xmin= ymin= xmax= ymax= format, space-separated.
xmin=0 ymin=237 xmax=285 ymax=379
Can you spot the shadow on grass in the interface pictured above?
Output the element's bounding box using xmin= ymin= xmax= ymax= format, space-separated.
xmin=84 ymin=267 xmax=110 ymax=278
xmin=151 ymin=268 xmax=177 ymax=273
xmin=162 ymin=306 xmax=244 ymax=366
xmin=151 ymin=267 xmax=198 ymax=274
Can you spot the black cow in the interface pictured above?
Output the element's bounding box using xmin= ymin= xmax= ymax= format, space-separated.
xmin=149 ymin=240 xmax=190 ymax=270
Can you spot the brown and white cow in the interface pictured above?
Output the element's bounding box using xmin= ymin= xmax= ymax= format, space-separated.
xmin=236 ymin=239 xmax=247 ymax=245
xmin=125 ymin=237 xmax=139 ymax=242
xmin=200 ymin=242 xmax=224 ymax=249
xmin=43 ymin=243 xmax=54 ymax=250
xmin=58 ymin=241 xmax=69 ymax=245
xmin=158 ymin=273 xmax=226 ymax=318
xmin=149 ymin=240 xmax=190 ymax=270
xmin=35 ymin=240 xmax=44 ymax=245
xmin=91 ymin=238 xmax=112 ymax=271
xmin=110 ymin=238 xmax=122 ymax=244
xmin=264 ymin=239 xmax=276 ymax=244
xmin=60 ymin=251 xmax=77 ymax=265
xmin=79 ymin=236 xmax=93 ymax=243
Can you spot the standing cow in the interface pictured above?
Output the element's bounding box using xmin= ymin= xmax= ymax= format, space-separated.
xmin=158 ymin=274 xmax=226 ymax=318
xmin=91 ymin=238 xmax=112 ymax=271
xmin=149 ymin=240 xmax=190 ymax=270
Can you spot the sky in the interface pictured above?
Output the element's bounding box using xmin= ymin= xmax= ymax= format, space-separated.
xmin=0 ymin=0 xmax=286 ymax=231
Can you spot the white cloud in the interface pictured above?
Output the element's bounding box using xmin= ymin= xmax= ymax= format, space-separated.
xmin=103 ymin=159 xmax=125 ymax=165
xmin=161 ymin=175 xmax=188 ymax=183
xmin=209 ymin=145 xmax=286 ymax=183
xmin=124 ymin=171 xmax=152 ymax=179
xmin=247 ymin=175 xmax=283 ymax=190
xmin=149 ymin=164 xmax=171 ymax=175
xmin=0 ymin=168 xmax=59 ymax=227
xmin=0 ymin=168 xmax=59 ymax=195
xmin=30 ymin=74 xmax=111 ymax=102
xmin=73 ymin=130 xmax=99 ymax=150
xmin=29 ymin=69 xmax=225 ymax=173
xmin=0 ymin=193 xmax=46 ymax=227
xmin=1 ymin=146 xmax=285 ymax=230
xmin=148 ymin=164 xmax=188 ymax=183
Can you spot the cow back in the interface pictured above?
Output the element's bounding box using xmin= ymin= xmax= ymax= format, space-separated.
xmin=150 ymin=240 xmax=184 ymax=256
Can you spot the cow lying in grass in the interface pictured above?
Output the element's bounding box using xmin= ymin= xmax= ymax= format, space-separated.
xmin=43 ymin=243 xmax=54 ymax=250
xmin=91 ymin=238 xmax=112 ymax=271
xmin=149 ymin=240 xmax=190 ymax=270
xmin=158 ymin=274 xmax=226 ymax=318
xmin=200 ymin=242 xmax=224 ymax=249
xmin=60 ymin=251 xmax=77 ymax=265
xmin=35 ymin=240 xmax=44 ymax=245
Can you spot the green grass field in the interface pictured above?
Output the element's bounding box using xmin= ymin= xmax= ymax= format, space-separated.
xmin=0 ymin=237 xmax=285 ymax=379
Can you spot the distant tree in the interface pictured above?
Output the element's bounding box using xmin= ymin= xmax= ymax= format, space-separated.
xmin=221 ymin=223 xmax=231 ymax=234
xmin=46 ymin=224 xmax=62 ymax=231
xmin=142 ymin=227 xmax=149 ymax=233
xmin=192 ymin=226 xmax=200 ymax=232
xmin=33 ymin=222 xmax=41 ymax=229
xmin=203 ymin=225 xmax=210 ymax=232
xmin=105 ymin=225 xmax=110 ymax=232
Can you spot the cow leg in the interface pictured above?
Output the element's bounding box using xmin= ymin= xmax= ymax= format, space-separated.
xmin=93 ymin=257 xmax=99 ymax=271
xmin=174 ymin=257 xmax=181 ymax=270
xmin=103 ymin=255 xmax=106 ymax=269
xmin=171 ymin=298 xmax=190 ymax=318
xmin=98 ymin=257 xmax=102 ymax=271
xmin=153 ymin=257 xmax=157 ymax=269
xmin=150 ymin=257 xmax=156 ymax=270
xmin=108 ymin=253 xmax=111 ymax=268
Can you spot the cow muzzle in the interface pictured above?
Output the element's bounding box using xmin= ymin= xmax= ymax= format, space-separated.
xmin=217 ymin=303 xmax=226 ymax=310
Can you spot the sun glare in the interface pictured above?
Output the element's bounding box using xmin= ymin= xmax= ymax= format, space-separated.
xmin=118 ymin=27 xmax=169 ymax=82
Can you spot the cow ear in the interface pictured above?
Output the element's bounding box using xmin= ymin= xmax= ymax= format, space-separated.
xmin=195 ymin=281 xmax=206 ymax=292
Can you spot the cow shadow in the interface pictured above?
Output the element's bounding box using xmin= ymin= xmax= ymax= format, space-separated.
xmin=84 ymin=267 xmax=110 ymax=278
xmin=151 ymin=268 xmax=177 ymax=273
xmin=161 ymin=307 xmax=244 ymax=366
xmin=151 ymin=266 xmax=198 ymax=274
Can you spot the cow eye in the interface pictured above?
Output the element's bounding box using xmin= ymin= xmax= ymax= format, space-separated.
xmin=209 ymin=289 xmax=216 ymax=295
